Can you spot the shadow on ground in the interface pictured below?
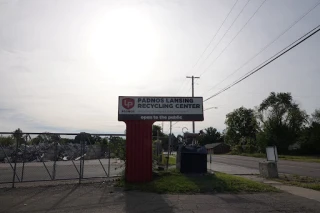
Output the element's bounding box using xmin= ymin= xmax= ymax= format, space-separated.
xmin=0 ymin=181 xmax=173 ymax=213
xmin=123 ymin=191 xmax=174 ymax=213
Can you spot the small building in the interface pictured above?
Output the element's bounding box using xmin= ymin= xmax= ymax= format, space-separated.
xmin=205 ymin=143 xmax=230 ymax=154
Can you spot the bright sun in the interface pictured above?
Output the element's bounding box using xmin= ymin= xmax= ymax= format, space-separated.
xmin=88 ymin=8 xmax=159 ymax=80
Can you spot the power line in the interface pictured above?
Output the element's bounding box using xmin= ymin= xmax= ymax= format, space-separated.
xmin=176 ymin=80 xmax=189 ymax=95
xmin=172 ymin=121 xmax=179 ymax=126
xmin=203 ymin=25 xmax=320 ymax=102
xmin=202 ymin=0 xmax=320 ymax=96
xmin=199 ymin=0 xmax=267 ymax=77
xmin=190 ymin=0 xmax=239 ymax=71
xmin=204 ymin=106 xmax=218 ymax=111
xmin=174 ymin=0 xmax=239 ymax=96
xmin=196 ymin=0 xmax=251 ymax=72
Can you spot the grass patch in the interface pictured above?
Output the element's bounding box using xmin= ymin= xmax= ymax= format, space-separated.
xmin=160 ymin=155 xmax=176 ymax=165
xmin=228 ymin=153 xmax=320 ymax=163
xmin=116 ymin=170 xmax=278 ymax=194
xmin=278 ymin=155 xmax=320 ymax=163
xmin=273 ymin=174 xmax=320 ymax=191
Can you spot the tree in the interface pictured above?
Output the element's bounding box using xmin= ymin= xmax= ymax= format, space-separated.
xmin=257 ymin=92 xmax=308 ymax=154
xmin=152 ymin=125 xmax=171 ymax=151
xmin=32 ymin=132 xmax=61 ymax=144
xmin=74 ymin=133 xmax=93 ymax=144
xmin=109 ymin=137 xmax=126 ymax=161
xmin=12 ymin=128 xmax=25 ymax=145
xmin=92 ymin=135 xmax=102 ymax=144
xmin=224 ymin=107 xmax=258 ymax=147
xmin=168 ymin=133 xmax=178 ymax=151
xmin=152 ymin=125 xmax=165 ymax=137
xmin=298 ymin=109 xmax=320 ymax=155
xmin=311 ymin=109 xmax=320 ymax=124
xmin=0 ymin=136 xmax=15 ymax=146
xmin=198 ymin=127 xmax=222 ymax=146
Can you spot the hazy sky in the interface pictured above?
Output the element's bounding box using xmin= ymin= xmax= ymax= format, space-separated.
xmin=0 ymin=0 xmax=319 ymax=136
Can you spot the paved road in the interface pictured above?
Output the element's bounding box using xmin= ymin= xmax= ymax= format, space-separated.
xmin=208 ymin=155 xmax=320 ymax=178
xmin=0 ymin=159 xmax=124 ymax=183
xmin=1 ymin=184 xmax=320 ymax=213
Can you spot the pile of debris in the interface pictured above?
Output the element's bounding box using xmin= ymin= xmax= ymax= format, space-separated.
xmin=0 ymin=142 xmax=104 ymax=163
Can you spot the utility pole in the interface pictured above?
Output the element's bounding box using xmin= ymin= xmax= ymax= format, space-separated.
xmin=186 ymin=76 xmax=200 ymax=133
xmin=161 ymin=122 xmax=164 ymax=133
xmin=166 ymin=121 xmax=172 ymax=170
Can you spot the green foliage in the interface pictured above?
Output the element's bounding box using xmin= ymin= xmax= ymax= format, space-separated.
xmin=242 ymin=137 xmax=257 ymax=153
xmin=198 ymin=127 xmax=222 ymax=146
xmin=275 ymin=174 xmax=320 ymax=191
xmin=298 ymin=110 xmax=320 ymax=155
xmin=160 ymin=155 xmax=176 ymax=165
xmin=12 ymin=128 xmax=25 ymax=145
xmin=257 ymin=92 xmax=309 ymax=154
xmin=311 ymin=109 xmax=320 ymax=124
xmin=224 ymin=107 xmax=258 ymax=148
xmin=0 ymin=136 xmax=15 ymax=146
xmin=230 ymin=144 xmax=243 ymax=154
xmin=152 ymin=125 xmax=179 ymax=151
xmin=32 ymin=133 xmax=61 ymax=144
xmin=116 ymin=170 xmax=278 ymax=193
xmin=152 ymin=125 xmax=165 ymax=137
xmin=109 ymin=137 xmax=126 ymax=161
xmin=59 ymin=138 xmax=75 ymax=144
xmin=12 ymin=128 xmax=23 ymax=140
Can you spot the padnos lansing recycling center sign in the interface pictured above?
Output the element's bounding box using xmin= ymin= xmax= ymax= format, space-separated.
xmin=118 ymin=96 xmax=204 ymax=121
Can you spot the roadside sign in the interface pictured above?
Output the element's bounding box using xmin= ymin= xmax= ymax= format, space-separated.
xmin=118 ymin=96 xmax=204 ymax=121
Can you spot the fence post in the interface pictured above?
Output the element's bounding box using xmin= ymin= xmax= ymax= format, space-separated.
xmin=12 ymin=137 xmax=19 ymax=188
xmin=108 ymin=136 xmax=111 ymax=177
xmin=52 ymin=139 xmax=58 ymax=180
xmin=21 ymin=135 xmax=28 ymax=182
xmin=79 ymin=132 xmax=86 ymax=184
xmin=81 ymin=133 xmax=85 ymax=180
xmin=79 ymin=133 xmax=83 ymax=184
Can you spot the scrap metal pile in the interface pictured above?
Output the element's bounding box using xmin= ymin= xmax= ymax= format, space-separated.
xmin=0 ymin=143 xmax=93 ymax=163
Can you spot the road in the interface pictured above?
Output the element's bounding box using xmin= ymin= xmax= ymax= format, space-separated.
xmin=208 ymin=154 xmax=320 ymax=178
xmin=0 ymin=159 xmax=124 ymax=183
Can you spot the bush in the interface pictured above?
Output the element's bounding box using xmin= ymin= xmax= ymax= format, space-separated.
xmin=0 ymin=136 xmax=15 ymax=146
xmin=230 ymin=144 xmax=243 ymax=154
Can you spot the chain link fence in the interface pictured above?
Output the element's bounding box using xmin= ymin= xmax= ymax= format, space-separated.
xmin=0 ymin=132 xmax=125 ymax=187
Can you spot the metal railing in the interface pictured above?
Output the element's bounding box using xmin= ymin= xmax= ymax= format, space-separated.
xmin=0 ymin=132 xmax=125 ymax=187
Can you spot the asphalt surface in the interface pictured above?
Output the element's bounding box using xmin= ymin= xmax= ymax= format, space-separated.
xmin=208 ymin=155 xmax=320 ymax=178
xmin=1 ymin=184 xmax=320 ymax=213
xmin=0 ymin=159 xmax=124 ymax=183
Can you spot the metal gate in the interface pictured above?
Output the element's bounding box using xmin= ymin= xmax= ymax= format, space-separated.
xmin=0 ymin=132 xmax=125 ymax=187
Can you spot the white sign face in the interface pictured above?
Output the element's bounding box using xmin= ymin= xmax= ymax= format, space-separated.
xmin=266 ymin=146 xmax=278 ymax=162
xmin=118 ymin=96 xmax=204 ymax=121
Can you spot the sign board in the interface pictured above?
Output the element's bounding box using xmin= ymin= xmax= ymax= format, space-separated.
xmin=266 ymin=146 xmax=278 ymax=162
xmin=118 ymin=96 xmax=204 ymax=121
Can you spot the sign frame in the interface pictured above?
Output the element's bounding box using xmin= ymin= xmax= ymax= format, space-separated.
xmin=118 ymin=96 xmax=204 ymax=121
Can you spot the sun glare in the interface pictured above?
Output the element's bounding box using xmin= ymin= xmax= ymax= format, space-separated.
xmin=88 ymin=8 xmax=159 ymax=80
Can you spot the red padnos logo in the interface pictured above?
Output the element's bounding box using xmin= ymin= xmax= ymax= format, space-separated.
xmin=122 ymin=98 xmax=135 ymax=110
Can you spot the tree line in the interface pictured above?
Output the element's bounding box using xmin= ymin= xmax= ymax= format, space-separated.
xmin=202 ymin=92 xmax=319 ymax=155
xmin=153 ymin=92 xmax=320 ymax=156
xmin=0 ymin=130 xmax=126 ymax=145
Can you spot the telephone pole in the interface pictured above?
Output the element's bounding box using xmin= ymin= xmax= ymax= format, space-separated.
xmin=166 ymin=121 xmax=172 ymax=170
xmin=162 ymin=122 xmax=164 ymax=133
xmin=186 ymin=76 xmax=200 ymax=133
